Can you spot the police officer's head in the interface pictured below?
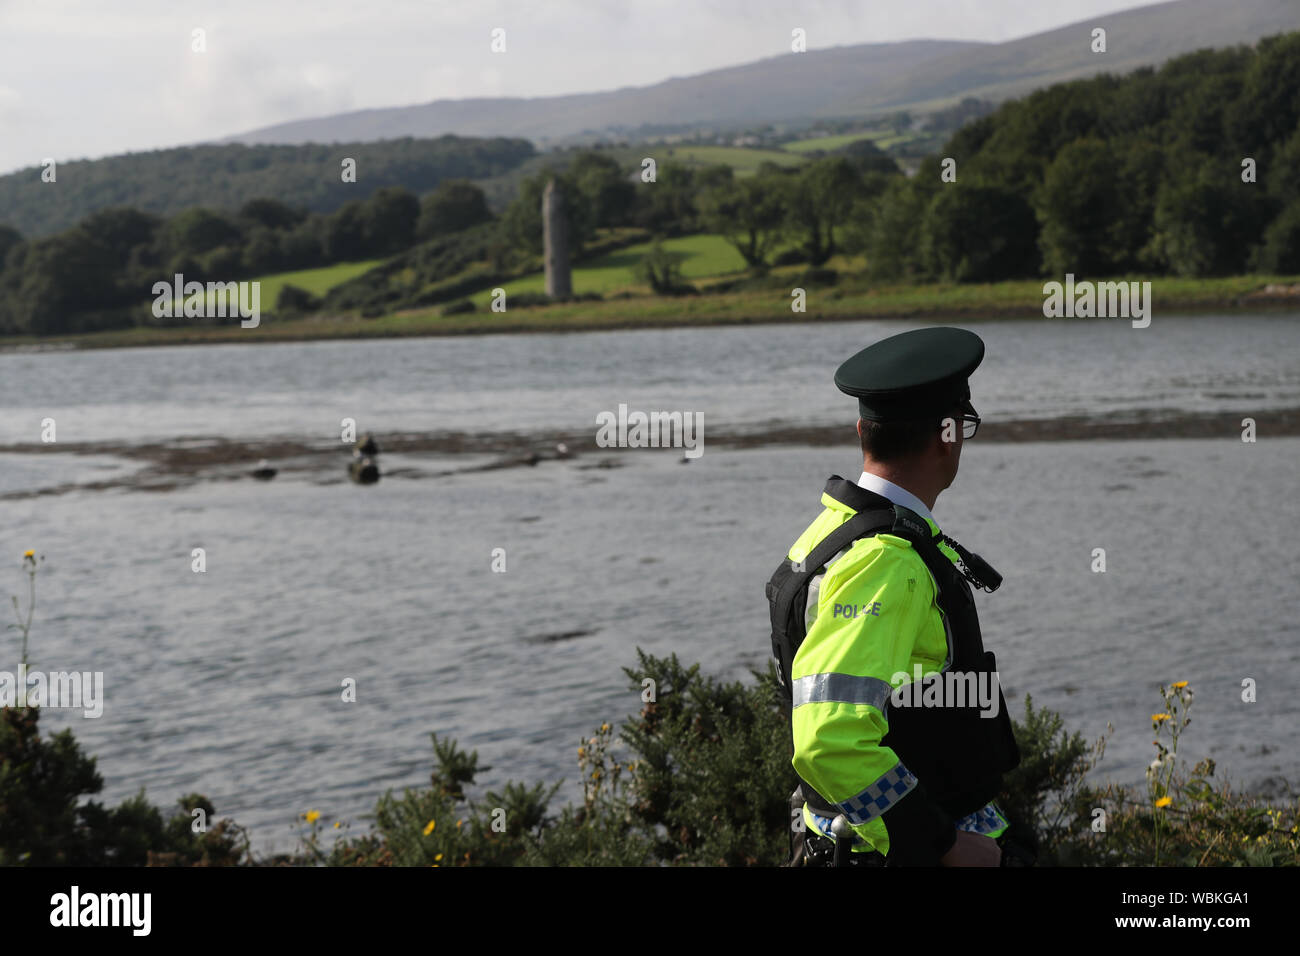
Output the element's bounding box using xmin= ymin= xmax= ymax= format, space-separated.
xmin=855 ymin=398 xmax=978 ymax=488
xmin=836 ymin=327 xmax=984 ymax=493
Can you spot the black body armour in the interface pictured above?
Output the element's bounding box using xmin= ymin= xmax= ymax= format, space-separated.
xmin=767 ymin=477 xmax=1020 ymax=825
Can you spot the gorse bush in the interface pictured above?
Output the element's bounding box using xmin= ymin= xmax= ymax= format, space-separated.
xmin=298 ymin=658 xmax=1299 ymax=867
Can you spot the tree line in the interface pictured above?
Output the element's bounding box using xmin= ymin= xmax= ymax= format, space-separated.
xmin=2 ymin=32 xmax=1299 ymax=336
xmin=0 ymin=135 xmax=535 ymax=240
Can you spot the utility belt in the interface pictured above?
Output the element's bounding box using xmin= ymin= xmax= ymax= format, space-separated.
xmin=790 ymin=787 xmax=1037 ymax=867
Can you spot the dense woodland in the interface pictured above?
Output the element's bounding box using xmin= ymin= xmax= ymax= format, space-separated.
xmin=1 ymin=33 xmax=1298 ymax=336
xmin=0 ymin=136 xmax=536 ymax=239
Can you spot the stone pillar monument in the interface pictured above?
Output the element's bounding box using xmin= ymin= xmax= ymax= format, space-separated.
xmin=543 ymin=177 xmax=572 ymax=298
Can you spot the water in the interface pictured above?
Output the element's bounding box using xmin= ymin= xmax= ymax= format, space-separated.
xmin=1 ymin=315 xmax=1297 ymax=447
xmin=1 ymin=314 xmax=1297 ymax=854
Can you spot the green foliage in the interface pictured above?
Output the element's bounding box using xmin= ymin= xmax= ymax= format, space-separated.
xmin=0 ymin=706 xmax=249 ymax=865
xmin=1253 ymin=199 xmax=1300 ymax=273
xmin=699 ymin=172 xmax=791 ymax=270
xmin=0 ymin=136 xmax=535 ymax=240
xmin=274 ymin=284 xmax=322 ymax=317
xmin=500 ymin=166 xmax=597 ymax=258
xmin=1148 ymin=158 xmax=1270 ymax=276
xmin=417 ymin=180 xmax=492 ymax=240
xmin=921 ymin=184 xmax=1039 ymax=281
xmin=787 ymin=158 xmax=868 ymax=266
xmin=635 ymin=237 xmax=693 ymax=294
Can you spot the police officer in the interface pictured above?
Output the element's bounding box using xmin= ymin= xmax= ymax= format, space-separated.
xmin=767 ymin=326 xmax=1026 ymax=867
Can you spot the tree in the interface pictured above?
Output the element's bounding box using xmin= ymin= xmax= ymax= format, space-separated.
xmin=835 ymin=138 xmax=902 ymax=176
xmin=360 ymin=186 xmax=419 ymax=256
xmin=859 ymin=176 xmax=932 ymax=281
xmin=78 ymin=208 xmax=161 ymax=261
xmin=238 ymin=198 xmax=306 ymax=232
xmin=500 ymin=169 xmax=595 ymax=258
xmin=636 ymin=237 xmax=690 ymax=294
xmin=700 ymin=172 xmax=790 ymax=270
xmin=1252 ymin=199 xmax=1300 ymax=273
xmin=633 ymin=162 xmax=700 ymax=236
xmin=163 ymin=208 xmax=243 ymax=259
xmin=921 ymin=184 xmax=1040 ymax=281
xmin=0 ymin=225 xmax=22 ymax=265
xmin=1035 ymin=138 xmax=1129 ymax=276
xmin=324 ymin=201 xmax=369 ymax=262
xmin=788 ymin=158 xmax=866 ymax=265
xmin=416 ymin=179 xmax=492 ymax=240
xmin=1149 ymin=159 xmax=1270 ymax=276
xmin=4 ymin=230 xmax=123 ymax=334
xmin=567 ymin=151 xmax=636 ymax=228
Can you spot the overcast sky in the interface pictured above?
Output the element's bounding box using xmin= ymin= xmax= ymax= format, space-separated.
xmin=0 ymin=0 xmax=1154 ymax=175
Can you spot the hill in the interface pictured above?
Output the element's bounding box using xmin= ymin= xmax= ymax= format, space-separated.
xmin=0 ymin=136 xmax=534 ymax=239
xmin=221 ymin=0 xmax=1299 ymax=148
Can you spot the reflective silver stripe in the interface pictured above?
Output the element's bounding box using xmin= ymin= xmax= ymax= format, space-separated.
xmin=791 ymin=672 xmax=894 ymax=711
xmin=803 ymin=546 xmax=848 ymax=633
xmin=835 ymin=762 xmax=918 ymax=825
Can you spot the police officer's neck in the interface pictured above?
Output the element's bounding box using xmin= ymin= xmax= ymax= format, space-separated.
xmin=860 ymin=457 xmax=945 ymax=512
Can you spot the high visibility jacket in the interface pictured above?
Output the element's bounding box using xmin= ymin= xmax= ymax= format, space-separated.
xmin=786 ymin=478 xmax=1019 ymax=864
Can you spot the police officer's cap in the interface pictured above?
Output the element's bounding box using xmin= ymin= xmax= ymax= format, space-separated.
xmin=835 ymin=326 xmax=984 ymax=422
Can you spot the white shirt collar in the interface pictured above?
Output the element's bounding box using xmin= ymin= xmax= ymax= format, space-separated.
xmin=857 ymin=471 xmax=936 ymax=527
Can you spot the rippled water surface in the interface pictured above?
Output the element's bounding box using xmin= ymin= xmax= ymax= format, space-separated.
xmin=1 ymin=315 xmax=1297 ymax=853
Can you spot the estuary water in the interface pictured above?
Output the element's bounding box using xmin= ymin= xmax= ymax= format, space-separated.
xmin=0 ymin=314 xmax=1297 ymax=854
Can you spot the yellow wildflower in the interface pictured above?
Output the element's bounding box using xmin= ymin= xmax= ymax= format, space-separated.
xmin=422 ymin=820 xmax=436 ymax=836
xmin=305 ymin=809 xmax=320 ymax=824
xmin=1171 ymin=681 xmax=1188 ymax=690
xmin=456 ymin=818 xmax=464 ymax=829
xmin=333 ymin=821 xmax=342 ymax=829
xmin=23 ymin=550 xmax=34 ymax=558
xmin=435 ymin=853 xmax=443 ymax=862
xmin=1151 ymin=713 xmax=1171 ymax=723
xmin=578 ymin=747 xmax=585 ymax=758
xmin=1155 ymin=796 xmax=1172 ymax=808
xmin=600 ymin=722 xmax=610 ymax=733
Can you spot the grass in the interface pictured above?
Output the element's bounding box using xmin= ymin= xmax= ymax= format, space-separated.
xmin=782 ymin=130 xmax=896 ymax=153
xmin=470 ymin=234 xmax=750 ymax=306
xmin=250 ymin=260 xmax=385 ymax=305
xmin=11 ymin=272 xmax=1296 ymax=351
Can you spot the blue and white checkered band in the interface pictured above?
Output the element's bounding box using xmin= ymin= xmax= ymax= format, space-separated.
xmin=834 ymin=763 xmax=918 ymax=826
xmin=955 ymin=803 xmax=1006 ymax=835
xmin=809 ymin=810 xmax=865 ymax=845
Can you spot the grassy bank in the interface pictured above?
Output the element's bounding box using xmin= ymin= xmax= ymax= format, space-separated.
xmin=3 ymin=273 xmax=1297 ymax=352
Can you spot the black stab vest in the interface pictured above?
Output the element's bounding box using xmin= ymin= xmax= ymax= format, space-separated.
xmin=767 ymin=477 xmax=1020 ymax=821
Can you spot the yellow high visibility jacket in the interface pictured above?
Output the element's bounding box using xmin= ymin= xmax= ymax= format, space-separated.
xmin=787 ymin=481 xmax=1009 ymax=861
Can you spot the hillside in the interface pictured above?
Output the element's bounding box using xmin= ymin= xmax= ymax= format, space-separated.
xmin=0 ymin=136 xmax=534 ymax=239
xmin=222 ymin=0 xmax=1299 ymax=148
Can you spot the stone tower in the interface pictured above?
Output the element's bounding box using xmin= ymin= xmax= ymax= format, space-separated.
xmin=543 ymin=177 xmax=572 ymax=298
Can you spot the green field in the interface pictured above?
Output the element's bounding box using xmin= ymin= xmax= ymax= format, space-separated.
xmin=782 ymin=130 xmax=893 ymax=153
xmin=782 ymin=129 xmax=927 ymax=154
xmin=470 ymin=234 xmax=750 ymax=306
xmin=650 ymin=145 xmax=806 ymax=174
xmin=250 ymin=260 xmax=384 ymax=304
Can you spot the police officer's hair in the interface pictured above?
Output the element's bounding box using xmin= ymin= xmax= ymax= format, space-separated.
xmin=858 ymin=417 xmax=942 ymax=462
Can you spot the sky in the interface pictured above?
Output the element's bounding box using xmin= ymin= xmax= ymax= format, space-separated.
xmin=0 ymin=0 xmax=1155 ymax=175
